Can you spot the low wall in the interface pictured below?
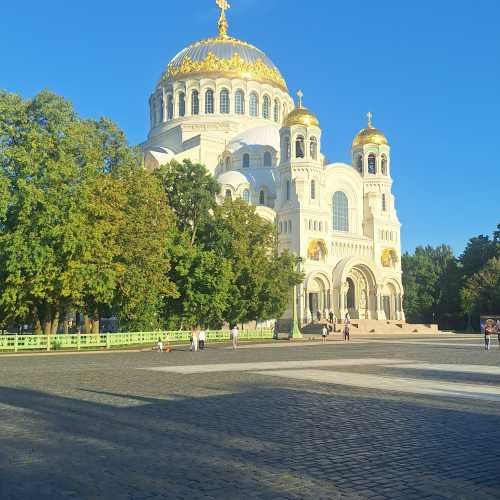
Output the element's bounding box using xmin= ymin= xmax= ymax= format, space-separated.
xmin=0 ymin=330 xmax=273 ymax=353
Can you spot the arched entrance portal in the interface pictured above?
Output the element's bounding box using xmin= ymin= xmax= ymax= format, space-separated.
xmin=346 ymin=278 xmax=355 ymax=310
xmin=334 ymin=260 xmax=378 ymax=320
xmin=383 ymin=282 xmax=398 ymax=320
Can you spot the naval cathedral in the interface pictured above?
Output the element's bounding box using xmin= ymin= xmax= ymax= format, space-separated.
xmin=142 ymin=1 xmax=406 ymax=328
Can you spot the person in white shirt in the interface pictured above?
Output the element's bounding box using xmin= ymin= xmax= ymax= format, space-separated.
xmin=199 ymin=330 xmax=206 ymax=350
xmin=231 ymin=325 xmax=239 ymax=350
xmin=157 ymin=337 xmax=163 ymax=352
xmin=321 ymin=324 xmax=328 ymax=344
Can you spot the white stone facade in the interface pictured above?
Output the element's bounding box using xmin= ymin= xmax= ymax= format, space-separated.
xmin=142 ymin=20 xmax=405 ymax=325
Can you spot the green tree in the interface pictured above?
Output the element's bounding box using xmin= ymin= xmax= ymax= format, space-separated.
xmin=202 ymin=199 xmax=302 ymax=325
xmin=155 ymin=159 xmax=220 ymax=245
xmin=0 ymin=90 xmax=176 ymax=333
xmin=163 ymin=231 xmax=232 ymax=329
xmin=460 ymin=234 xmax=498 ymax=278
xmin=114 ymin=168 xmax=178 ymax=330
xmin=402 ymin=245 xmax=460 ymax=327
xmin=461 ymin=257 xmax=500 ymax=318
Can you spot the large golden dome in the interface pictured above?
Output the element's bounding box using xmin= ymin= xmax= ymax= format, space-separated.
xmin=352 ymin=112 xmax=388 ymax=147
xmin=161 ymin=1 xmax=287 ymax=91
xmin=163 ymin=36 xmax=287 ymax=91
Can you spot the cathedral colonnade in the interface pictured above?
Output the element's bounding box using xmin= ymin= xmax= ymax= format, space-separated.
xmin=301 ymin=258 xmax=404 ymax=323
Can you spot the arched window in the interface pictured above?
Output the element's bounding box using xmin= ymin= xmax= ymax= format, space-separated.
xmin=243 ymin=189 xmax=250 ymax=203
xmin=311 ymin=180 xmax=316 ymax=200
xmin=284 ymin=136 xmax=290 ymax=160
xmin=225 ymin=157 xmax=231 ymax=171
xmin=295 ymin=135 xmax=305 ymax=158
xmin=263 ymin=151 xmax=272 ymax=167
xmin=274 ymin=99 xmax=280 ymax=122
xmin=235 ymin=90 xmax=245 ymax=115
xmin=191 ymin=90 xmax=199 ymax=115
xmin=288 ymin=221 xmax=292 ymax=233
xmin=279 ymin=221 xmax=282 ymax=233
xmin=382 ymin=193 xmax=387 ymax=212
xmin=381 ymin=155 xmax=387 ymax=175
xmin=284 ymin=221 xmax=288 ymax=233
xmin=220 ymin=89 xmax=230 ymax=114
xmin=205 ymin=89 xmax=214 ymax=114
xmin=262 ymin=95 xmax=270 ymax=119
xmin=243 ymin=153 xmax=250 ymax=168
xmin=167 ymin=95 xmax=173 ymax=120
xmin=259 ymin=190 xmax=265 ymax=205
xmin=249 ymin=92 xmax=259 ymax=117
xmin=332 ymin=191 xmax=349 ymax=232
xmin=310 ymin=136 xmax=318 ymax=160
xmin=286 ymin=180 xmax=290 ymax=201
xmin=314 ymin=221 xmax=318 ymax=231
xmin=356 ymin=155 xmax=363 ymax=173
xmin=368 ymin=154 xmax=376 ymax=174
xmin=225 ymin=189 xmax=232 ymax=199
xmin=178 ymin=92 xmax=186 ymax=117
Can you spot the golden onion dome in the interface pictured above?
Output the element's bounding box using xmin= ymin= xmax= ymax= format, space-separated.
xmin=284 ymin=90 xmax=320 ymax=127
xmin=160 ymin=2 xmax=287 ymax=91
xmin=352 ymin=112 xmax=388 ymax=147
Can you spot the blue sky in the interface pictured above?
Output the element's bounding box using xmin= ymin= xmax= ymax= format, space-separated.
xmin=1 ymin=0 xmax=499 ymax=255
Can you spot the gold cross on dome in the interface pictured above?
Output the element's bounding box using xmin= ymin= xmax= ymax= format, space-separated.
xmin=367 ymin=111 xmax=373 ymax=128
xmin=216 ymin=0 xmax=231 ymax=37
xmin=297 ymin=90 xmax=304 ymax=108
xmin=216 ymin=0 xmax=230 ymax=14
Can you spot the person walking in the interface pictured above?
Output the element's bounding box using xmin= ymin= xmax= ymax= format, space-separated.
xmin=191 ymin=328 xmax=199 ymax=352
xmin=344 ymin=322 xmax=350 ymax=341
xmin=484 ymin=320 xmax=495 ymax=351
xmin=231 ymin=325 xmax=239 ymax=350
xmin=321 ymin=324 xmax=328 ymax=344
xmin=199 ymin=329 xmax=206 ymax=350
xmin=157 ymin=337 xmax=164 ymax=352
xmin=329 ymin=310 xmax=334 ymax=324
xmin=332 ymin=312 xmax=337 ymax=333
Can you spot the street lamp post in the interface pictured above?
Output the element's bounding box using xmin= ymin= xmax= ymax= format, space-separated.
xmin=289 ymin=256 xmax=303 ymax=340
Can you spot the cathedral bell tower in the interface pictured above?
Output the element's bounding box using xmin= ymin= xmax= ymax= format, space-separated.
xmin=278 ymin=90 xmax=322 ymax=257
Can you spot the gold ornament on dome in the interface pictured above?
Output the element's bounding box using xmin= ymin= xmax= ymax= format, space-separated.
xmin=352 ymin=111 xmax=388 ymax=148
xmin=381 ymin=248 xmax=398 ymax=268
xmin=165 ymin=51 xmax=288 ymax=91
xmin=216 ymin=0 xmax=230 ymax=38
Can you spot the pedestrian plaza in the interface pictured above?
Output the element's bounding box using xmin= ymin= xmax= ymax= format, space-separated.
xmin=1 ymin=335 xmax=499 ymax=499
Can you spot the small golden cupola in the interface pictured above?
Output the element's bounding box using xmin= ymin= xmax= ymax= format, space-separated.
xmin=352 ymin=112 xmax=388 ymax=147
xmin=284 ymin=90 xmax=320 ymax=127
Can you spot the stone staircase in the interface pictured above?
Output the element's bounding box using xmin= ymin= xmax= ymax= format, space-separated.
xmin=300 ymin=320 xmax=438 ymax=336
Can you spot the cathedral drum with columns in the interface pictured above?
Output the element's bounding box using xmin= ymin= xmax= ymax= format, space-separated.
xmin=142 ymin=1 xmax=408 ymax=330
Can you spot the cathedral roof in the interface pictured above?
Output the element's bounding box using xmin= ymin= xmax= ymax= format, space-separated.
xmin=284 ymin=91 xmax=320 ymax=127
xmin=164 ymin=37 xmax=287 ymax=91
xmin=227 ymin=126 xmax=280 ymax=154
xmin=352 ymin=112 xmax=388 ymax=147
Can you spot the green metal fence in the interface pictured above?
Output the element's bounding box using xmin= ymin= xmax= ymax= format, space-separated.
xmin=0 ymin=330 xmax=273 ymax=353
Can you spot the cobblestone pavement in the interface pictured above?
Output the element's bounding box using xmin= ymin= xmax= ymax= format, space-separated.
xmin=1 ymin=335 xmax=500 ymax=499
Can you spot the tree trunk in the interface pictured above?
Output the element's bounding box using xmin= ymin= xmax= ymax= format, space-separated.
xmin=43 ymin=320 xmax=51 ymax=336
xmin=34 ymin=318 xmax=42 ymax=335
xmin=83 ymin=313 xmax=90 ymax=334
xmin=51 ymin=310 xmax=60 ymax=335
